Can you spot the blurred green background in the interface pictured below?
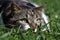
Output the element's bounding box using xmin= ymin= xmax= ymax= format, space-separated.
xmin=0 ymin=0 xmax=60 ymax=40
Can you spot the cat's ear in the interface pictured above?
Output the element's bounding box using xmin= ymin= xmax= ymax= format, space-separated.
xmin=33 ymin=4 xmax=46 ymax=11
xmin=11 ymin=2 xmax=22 ymax=11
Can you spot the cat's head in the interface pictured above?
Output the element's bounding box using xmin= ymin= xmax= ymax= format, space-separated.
xmin=11 ymin=3 xmax=46 ymax=31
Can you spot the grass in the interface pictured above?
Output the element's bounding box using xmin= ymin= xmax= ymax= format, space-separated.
xmin=0 ymin=0 xmax=60 ymax=40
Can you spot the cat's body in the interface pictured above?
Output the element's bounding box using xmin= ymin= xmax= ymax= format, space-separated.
xmin=0 ymin=0 xmax=50 ymax=32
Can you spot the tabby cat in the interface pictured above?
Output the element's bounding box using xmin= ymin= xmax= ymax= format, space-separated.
xmin=0 ymin=0 xmax=50 ymax=32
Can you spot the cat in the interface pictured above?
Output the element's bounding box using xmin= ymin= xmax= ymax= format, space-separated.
xmin=11 ymin=3 xmax=50 ymax=32
xmin=0 ymin=0 xmax=50 ymax=32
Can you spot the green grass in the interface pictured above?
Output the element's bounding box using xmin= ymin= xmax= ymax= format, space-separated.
xmin=0 ymin=0 xmax=60 ymax=40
